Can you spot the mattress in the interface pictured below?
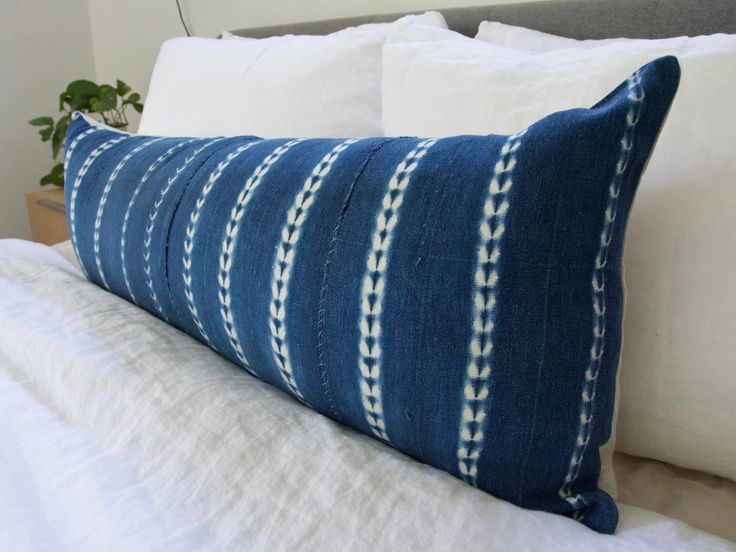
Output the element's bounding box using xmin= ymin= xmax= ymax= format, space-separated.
xmin=0 ymin=238 xmax=733 ymax=551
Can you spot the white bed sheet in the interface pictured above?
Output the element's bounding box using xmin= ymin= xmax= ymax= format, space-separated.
xmin=0 ymin=238 xmax=733 ymax=551
xmin=0 ymin=363 xmax=214 ymax=552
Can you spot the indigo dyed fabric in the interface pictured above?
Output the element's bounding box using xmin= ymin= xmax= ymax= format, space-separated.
xmin=64 ymin=56 xmax=679 ymax=533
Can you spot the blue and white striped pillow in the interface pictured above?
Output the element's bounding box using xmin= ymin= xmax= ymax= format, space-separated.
xmin=64 ymin=56 xmax=679 ymax=533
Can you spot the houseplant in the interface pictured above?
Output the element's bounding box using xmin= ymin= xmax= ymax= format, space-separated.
xmin=28 ymin=79 xmax=144 ymax=186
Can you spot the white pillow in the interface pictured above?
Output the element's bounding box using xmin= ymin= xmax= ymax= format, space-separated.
xmin=474 ymin=20 xmax=658 ymax=51
xmin=382 ymin=23 xmax=736 ymax=483
xmin=137 ymin=12 xmax=446 ymax=138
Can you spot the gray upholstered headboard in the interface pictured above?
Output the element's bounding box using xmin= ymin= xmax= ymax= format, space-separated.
xmin=231 ymin=0 xmax=736 ymax=40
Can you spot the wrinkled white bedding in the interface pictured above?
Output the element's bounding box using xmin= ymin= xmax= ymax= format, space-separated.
xmin=1 ymin=239 xmax=733 ymax=551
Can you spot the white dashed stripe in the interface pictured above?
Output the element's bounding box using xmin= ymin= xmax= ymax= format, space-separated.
xmin=269 ymin=139 xmax=359 ymax=400
xmin=143 ymin=138 xmax=224 ymax=319
xmin=63 ymin=125 xmax=100 ymax=182
xmin=182 ymin=139 xmax=262 ymax=346
xmin=357 ymin=138 xmax=437 ymax=442
xmin=63 ymin=125 xmax=100 ymax=269
xmin=219 ymin=139 xmax=304 ymax=372
xmin=456 ymin=132 xmax=524 ymax=485
xmin=559 ymin=71 xmax=644 ymax=514
xmin=93 ymin=138 xmax=162 ymax=290
xmin=68 ymin=135 xmax=128 ymax=279
xmin=120 ymin=139 xmax=197 ymax=304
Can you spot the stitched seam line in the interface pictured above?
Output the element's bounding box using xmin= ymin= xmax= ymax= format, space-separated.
xmin=218 ymin=139 xmax=305 ymax=373
xmin=121 ymin=139 xmax=196 ymax=304
xmin=316 ymin=138 xmax=398 ymax=421
xmin=162 ymin=138 xmax=235 ymax=328
xmin=269 ymin=139 xmax=360 ymax=402
xmin=182 ymin=139 xmax=263 ymax=348
xmin=144 ymin=138 xmax=214 ymax=320
xmin=357 ymin=138 xmax=438 ymax=442
xmin=516 ymin=195 xmax=562 ymax=503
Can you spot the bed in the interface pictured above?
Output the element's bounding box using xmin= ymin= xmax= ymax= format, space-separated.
xmin=2 ymin=1 xmax=735 ymax=550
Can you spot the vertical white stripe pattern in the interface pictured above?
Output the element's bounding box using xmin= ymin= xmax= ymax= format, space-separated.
xmin=559 ymin=71 xmax=644 ymax=512
xmin=357 ymin=138 xmax=437 ymax=442
xmin=143 ymin=138 xmax=224 ymax=319
xmin=456 ymin=132 xmax=524 ymax=485
xmin=63 ymin=123 xmax=99 ymax=270
xmin=270 ymin=139 xmax=359 ymax=400
xmin=219 ymin=139 xmax=304 ymax=372
xmin=120 ymin=138 xmax=197 ymax=304
xmin=93 ymin=138 xmax=162 ymax=290
xmin=182 ymin=139 xmax=262 ymax=347
xmin=68 ymin=135 xmax=128 ymax=279
xmin=63 ymin=126 xmax=99 ymax=182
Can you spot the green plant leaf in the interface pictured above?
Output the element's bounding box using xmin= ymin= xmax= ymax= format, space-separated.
xmin=57 ymin=113 xmax=71 ymax=132
xmin=66 ymin=79 xmax=100 ymax=98
xmin=116 ymin=79 xmax=131 ymax=96
xmin=66 ymin=80 xmax=99 ymax=111
xmin=59 ymin=92 xmax=72 ymax=111
xmin=123 ymin=92 xmax=141 ymax=104
xmin=39 ymin=127 xmax=53 ymax=141
xmin=40 ymin=163 xmax=65 ymax=187
xmin=94 ymin=84 xmax=118 ymax=112
xmin=68 ymin=95 xmax=92 ymax=111
xmin=29 ymin=116 xmax=54 ymax=127
xmin=51 ymin=133 xmax=62 ymax=159
xmin=51 ymin=115 xmax=70 ymax=160
xmin=30 ymin=117 xmax=54 ymax=141
xmin=33 ymin=78 xmax=143 ymax=171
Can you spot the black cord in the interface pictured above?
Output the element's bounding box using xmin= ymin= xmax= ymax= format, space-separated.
xmin=175 ymin=0 xmax=191 ymax=36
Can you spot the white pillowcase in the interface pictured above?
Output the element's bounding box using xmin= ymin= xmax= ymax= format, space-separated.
xmin=382 ymin=23 xmax=736 ymax=482
xmin=138 ymin=12 xmax=446 ymax=138
xmin=475 ymin=20 xmax=645 ymax=51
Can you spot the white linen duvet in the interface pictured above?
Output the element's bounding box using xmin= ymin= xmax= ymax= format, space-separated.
xmin=1 ymin=238 xmax=733 ymax=552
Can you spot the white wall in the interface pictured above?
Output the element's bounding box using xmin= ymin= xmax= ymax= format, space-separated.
xmin=0 ymin=0 xmax=96 ymax=239
xmin=87 ymin=0 xmax=542 ymax=131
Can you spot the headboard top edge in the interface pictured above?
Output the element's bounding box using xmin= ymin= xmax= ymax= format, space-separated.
xmin=228 ymin=0 xmax=735 ymax=41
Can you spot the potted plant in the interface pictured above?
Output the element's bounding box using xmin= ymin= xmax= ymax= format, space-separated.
xmin=28 ymin=79 xmax=144 ymax=186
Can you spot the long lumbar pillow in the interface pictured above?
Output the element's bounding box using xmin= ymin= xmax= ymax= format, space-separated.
xmin=64 ymin=56 xmax=679 ymax=534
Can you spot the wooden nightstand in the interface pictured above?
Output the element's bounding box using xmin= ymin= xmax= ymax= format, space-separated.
xmin=26 ymin=188 xmax=69 ymax=245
